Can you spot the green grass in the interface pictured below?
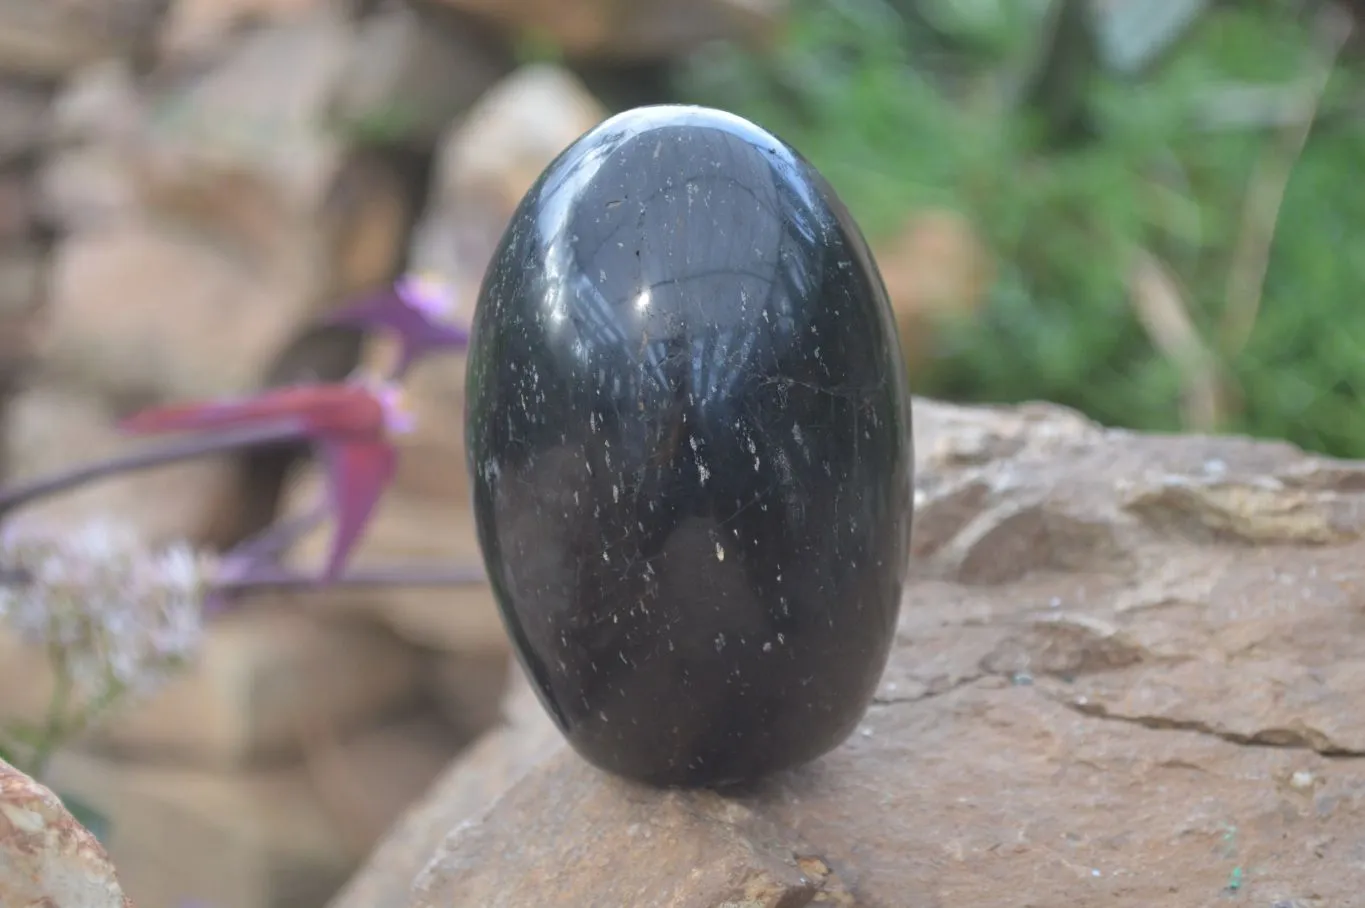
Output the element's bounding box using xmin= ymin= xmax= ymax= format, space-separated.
xmin=677 ymin=0 xmax=1365 ymax=458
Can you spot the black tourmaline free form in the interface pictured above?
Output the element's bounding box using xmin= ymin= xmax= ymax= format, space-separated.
xmin=465 ymin=105 xmax=914 ymax=788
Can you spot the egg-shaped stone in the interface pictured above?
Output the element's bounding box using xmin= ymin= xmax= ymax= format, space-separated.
xmin=465 ymin=105 xmax=913 ymax=788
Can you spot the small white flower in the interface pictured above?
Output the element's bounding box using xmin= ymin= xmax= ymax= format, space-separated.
xmin=0 ymin=517 xmax=212 ymax=704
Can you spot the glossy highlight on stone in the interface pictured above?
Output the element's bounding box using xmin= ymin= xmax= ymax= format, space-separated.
xmin=465 ymin=105 xmax=914 ymax=788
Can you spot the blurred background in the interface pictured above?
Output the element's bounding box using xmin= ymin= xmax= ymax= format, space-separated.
xmin=0 ymin=0 xmax=1362 ymax=906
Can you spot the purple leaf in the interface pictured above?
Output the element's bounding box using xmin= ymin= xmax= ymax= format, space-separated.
xmin=121 ymin=378 xmax=413 ymax=585
xmin=319 ymin=439 xmax=396 ymax=582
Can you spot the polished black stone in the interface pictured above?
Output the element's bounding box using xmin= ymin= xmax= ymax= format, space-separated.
xmin=464 ymin=105 xmax=914 ymax=788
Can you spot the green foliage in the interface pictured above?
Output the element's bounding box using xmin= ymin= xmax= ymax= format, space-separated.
xmin=677 ymin=0 xmax=1365 ymax=457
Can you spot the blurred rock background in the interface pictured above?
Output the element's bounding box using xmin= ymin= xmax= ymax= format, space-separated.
xmin=0 ymin=1 xmax=1361 ymax=906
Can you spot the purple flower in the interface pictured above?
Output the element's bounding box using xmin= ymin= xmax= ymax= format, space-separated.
xmin=327 ymin=272 xmax=470 ymax=379
xmin=118 ymin=376 xmax=414 ymax=584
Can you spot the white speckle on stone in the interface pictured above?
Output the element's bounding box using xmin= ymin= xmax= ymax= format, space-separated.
xmin=715 ymin=632 xmax=726 ymax=652
xmin=1290 ymin=769 xmax=1316 ymax=790
xmin=715 ymin=541 xmax=725 ymax=562
xmin=763 ymin=641 xmax=773 ymax=652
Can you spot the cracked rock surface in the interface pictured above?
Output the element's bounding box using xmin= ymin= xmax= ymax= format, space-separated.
xmin=335 ymin=398 xmax=1365 ymax=907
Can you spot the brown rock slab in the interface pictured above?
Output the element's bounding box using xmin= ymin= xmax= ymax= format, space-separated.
xmin=35 ymin=10 xmax=410 ymax=407
xmin=326 ymin=664 xmax=566 ymax=908
xmin=134 ymin=7 xmax=353 ymax=219
xmin=424 ymin=649 xmax=512 ymax=741
xmin=41 ymin=219 xmax=328 ymax=404
xmin=0 ymin=756 xmax=131 ymax=908
xmin=38 ymin=60 xmax=144 ymax=230
xmin=45 ymin=749 xmax=355 ymax=908
xmin=429 ymin=0 xmax=785 ymax=61
xmin=0 ymin=244 xmax=45 ymax=375
xmin=406 ymin=63 xmax=608 ymax=281
xmin=36 ymin=145 xmax=142 ymax=231
xmin=0 ymin=171 xmax=40 ymax=244
xmin=321 ymin=152 xmax=417 ymax=304
xmin=0 ymin=80 xmax=48 ymax=166
xmin=0 ymin=0 xmax=163 ymax=81
xmin=2 ymin=384 xmax=241 ymax=546
xmin=359 ymin=398 xmax=1365 ymax=906
xmin=45 ymin=58 xmax=143 ymax=146
xmin=331 ymin=2 xmax=510 ymax=149
xmin=0 ymin=609 xmax=423 ymax=767
xmin=413 ymin=749 xmax=857 ymax=908
xmin=97 ymin=609 xmax=424 ymax=767
xmin=159 ymin=0 xmax=327 ymax=60
xmin=304 ymin=715 xmax=468 ymax=857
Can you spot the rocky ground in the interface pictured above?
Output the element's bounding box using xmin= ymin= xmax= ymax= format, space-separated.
xmin=4 ymin=2 xmax=1359 ymax=907
xmin=17 ymin=395 xmax=1365 ymax=907
xmin=327 ymin=398 xmax=1365 ymax=908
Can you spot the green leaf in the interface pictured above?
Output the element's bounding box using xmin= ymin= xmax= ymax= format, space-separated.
xmin=59 ymin=792 xmax=113 ymax=845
